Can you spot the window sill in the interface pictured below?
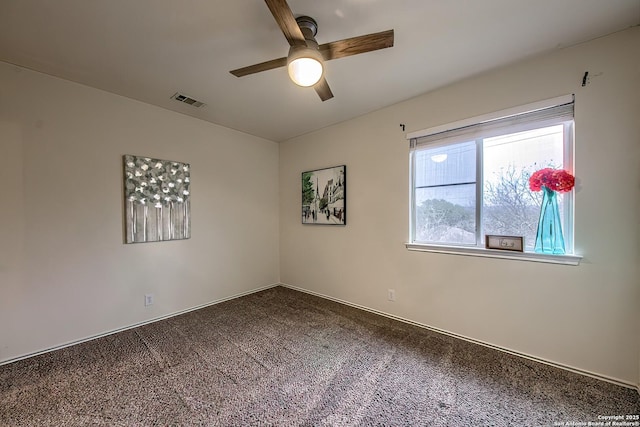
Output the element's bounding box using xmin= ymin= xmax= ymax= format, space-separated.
xmin=405 ymin=243 xmax=582 ymax=266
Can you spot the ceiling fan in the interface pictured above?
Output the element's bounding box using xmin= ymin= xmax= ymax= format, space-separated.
xmin=230 ymin=0 xmax=394 ymax=101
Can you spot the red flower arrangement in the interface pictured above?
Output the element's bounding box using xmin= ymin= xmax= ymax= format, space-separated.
xmin=529 ymin=168 xmax=575 ymax=192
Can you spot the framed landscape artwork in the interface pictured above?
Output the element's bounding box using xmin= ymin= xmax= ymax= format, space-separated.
xmin=302 ymin=165 xmax=346 ymax=225
xmin=123 ymin=154 xmax=191 ymax=243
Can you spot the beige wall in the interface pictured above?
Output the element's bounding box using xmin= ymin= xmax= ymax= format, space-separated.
xmin=1 ymin=28 xmax=638 ymax=389
xmin=0 ymin=62 xmax=280 ymax=363
xmin=279 ymin=28 xmax=640 ymax=386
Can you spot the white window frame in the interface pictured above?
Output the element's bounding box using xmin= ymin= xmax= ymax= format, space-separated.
xmin=405 ymin=95 xmax=582 ymax=266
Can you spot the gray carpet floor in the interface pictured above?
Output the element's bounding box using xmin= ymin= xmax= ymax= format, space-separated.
xmin=1 ymin=286 xmax=638 ymax=426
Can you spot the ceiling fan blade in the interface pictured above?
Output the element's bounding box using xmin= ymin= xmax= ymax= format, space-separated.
xmin=230 ymin=57 xmax=287 ymax=77
xmin=319 ymin=29 xmax=394 ymax=61
xmin=314 ymin=77 xmax=334 ymax=101
xmin=264 ymin=0 xmax=306 ymax=46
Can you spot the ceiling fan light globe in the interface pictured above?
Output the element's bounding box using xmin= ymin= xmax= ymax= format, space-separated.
xmin=288 ymin=57 xmax=323 ymax=86
xmin=287 ymin=44 xmax=324 ymax=87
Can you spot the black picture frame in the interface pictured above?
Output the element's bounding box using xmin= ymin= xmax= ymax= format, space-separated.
xmin=302 ymin=165 xmax=346 ymax=225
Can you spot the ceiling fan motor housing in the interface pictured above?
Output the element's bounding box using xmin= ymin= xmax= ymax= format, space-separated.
xmin=286 ymin=15 xmax=324 ymax=87
xmin=295 ymin=16 xmax=318 ymax=39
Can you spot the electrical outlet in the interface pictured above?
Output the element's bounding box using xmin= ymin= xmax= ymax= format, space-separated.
xmin=144 ymin=293 xmax=154 ymax=306
xmin=387 ymin=289 xmax=395 ymax=302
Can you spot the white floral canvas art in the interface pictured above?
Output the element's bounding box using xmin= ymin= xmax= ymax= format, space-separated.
xmin=124 ymin=155 xmax=191 ymax=243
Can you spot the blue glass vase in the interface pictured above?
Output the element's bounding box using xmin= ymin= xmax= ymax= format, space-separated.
xmin=534 ymin=186 xmax=565 ymax=254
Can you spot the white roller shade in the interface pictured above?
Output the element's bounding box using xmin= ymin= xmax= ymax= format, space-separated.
xmin=410 ymin=95 xmax=574 ymax=149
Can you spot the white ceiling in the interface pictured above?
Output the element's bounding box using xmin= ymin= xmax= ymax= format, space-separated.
xmin=1 ymin=0 xmax=639 ymax=142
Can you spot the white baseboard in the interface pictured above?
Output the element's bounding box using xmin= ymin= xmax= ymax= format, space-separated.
xmin=0 ymin=283 xmax=280 ymax=367
xmin=279 ymin=283 xmax=639 ymax=393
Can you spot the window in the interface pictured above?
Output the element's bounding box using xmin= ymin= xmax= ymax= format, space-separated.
xmin=409 ymin=96 xmax=575 ymax=255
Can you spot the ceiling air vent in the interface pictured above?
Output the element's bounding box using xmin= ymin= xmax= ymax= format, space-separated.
xmin=171 ymin=92 xmax=205 ymax=108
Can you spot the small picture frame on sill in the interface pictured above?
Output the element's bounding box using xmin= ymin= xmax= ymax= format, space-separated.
xmin=485 ymin=235 xmax=524 ymax=252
